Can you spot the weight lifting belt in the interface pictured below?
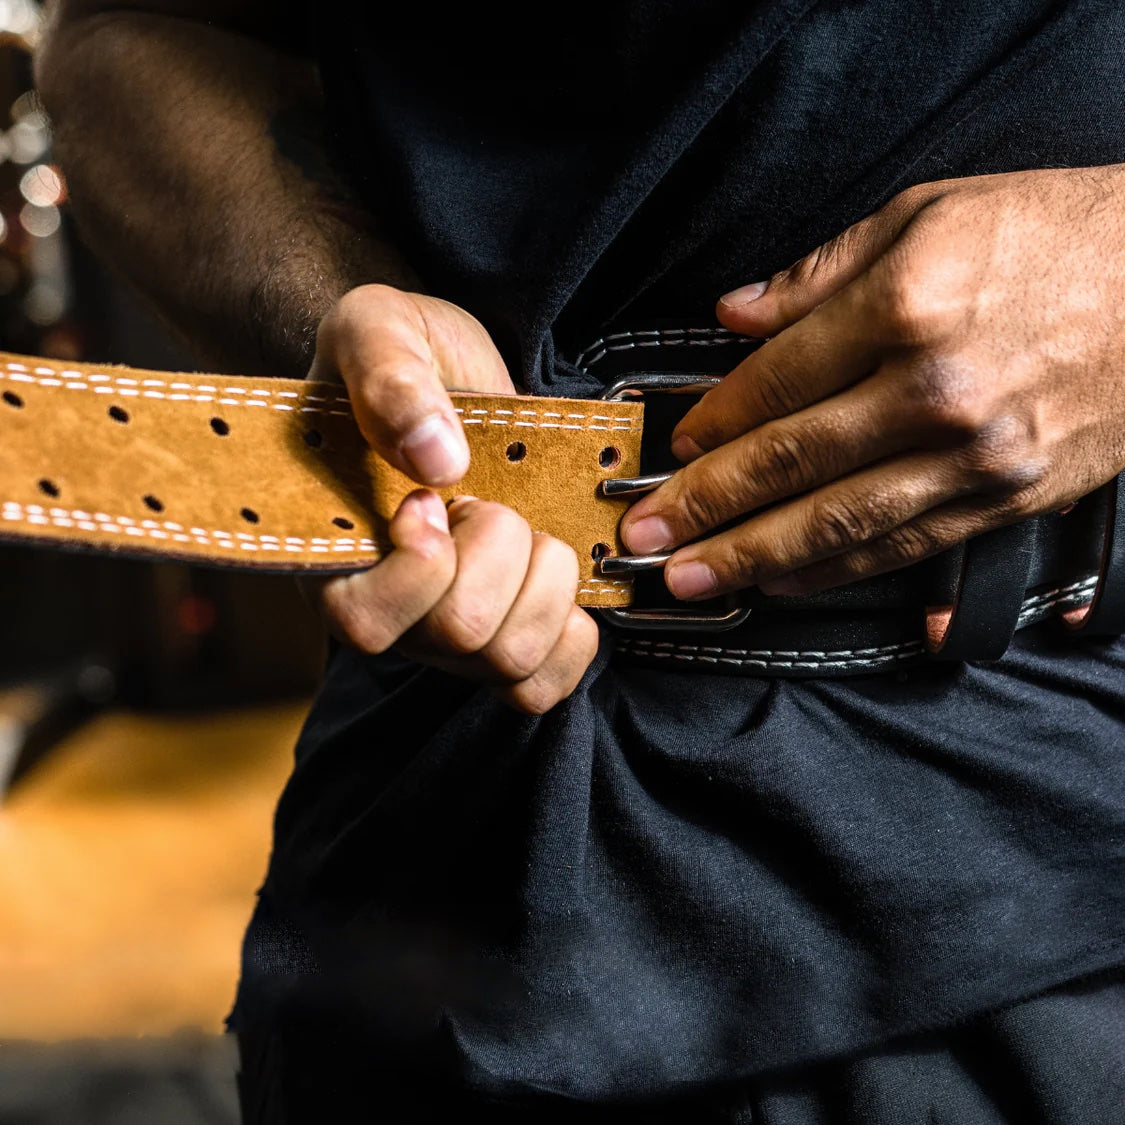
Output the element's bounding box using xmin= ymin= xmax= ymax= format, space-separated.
xmin=2 ymin=349 xmax=1122 ymax=677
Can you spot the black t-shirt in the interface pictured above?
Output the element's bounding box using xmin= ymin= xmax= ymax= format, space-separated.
xmin=236 ymin=0 xmax=1125 ymax=1101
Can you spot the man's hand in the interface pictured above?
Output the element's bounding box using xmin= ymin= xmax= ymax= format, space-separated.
xmin=39 ymin=9 xmax=598 ymax=713
xmin=621 ymin=166 xmax=1125 ymax=599
xmin=310 ymin=286 xmax=599 ymax=714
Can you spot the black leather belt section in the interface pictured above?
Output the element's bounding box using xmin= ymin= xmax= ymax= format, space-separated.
xmin=569 ymin=329 xmax=1124 ymax=678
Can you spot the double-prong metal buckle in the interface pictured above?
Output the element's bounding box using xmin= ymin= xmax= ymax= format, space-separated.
xmin=595 ymin=373 xmax=752 ymax=632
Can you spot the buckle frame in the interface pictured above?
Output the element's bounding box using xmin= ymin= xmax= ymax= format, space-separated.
xmin=596 ymin=373 xmax=752 ymax=633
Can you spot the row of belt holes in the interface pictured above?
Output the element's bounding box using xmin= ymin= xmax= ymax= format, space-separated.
xmin=120 ymin=406 xmax=355 ymax=528
xmin=506 ymin=440 xmax=622 ymax=471
xmin=32 ymin=472 xmax=265 ymax=525
xmin=6 ymin=392 xmax=626 ymax=543
xmin=4 ymin=392 xmax=355 ymax=533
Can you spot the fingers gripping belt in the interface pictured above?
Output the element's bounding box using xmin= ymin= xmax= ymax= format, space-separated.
xmin=0 ymin=353 xmax=642 ymax=608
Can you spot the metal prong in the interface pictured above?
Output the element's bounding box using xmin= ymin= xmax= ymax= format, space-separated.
xmin=599 ymin=471 xmax=675 ymax=499
xmin=597 ymin=553 xmax=672 ymax=575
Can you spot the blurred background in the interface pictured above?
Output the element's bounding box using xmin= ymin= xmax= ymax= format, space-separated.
xmin=0 ymin=4 xmax=325 ymax=1120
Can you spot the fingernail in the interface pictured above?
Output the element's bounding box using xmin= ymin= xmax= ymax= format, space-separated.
xmin=624 ymin=515 xmax=673 ymax=555
xmin=665 ymin=560 xmax=717 ymax=600
xmin=671 ymin=433 xmax=703 ymax=462
xmin=401 ymin=414 xmax=468 ymax=485
xmin=413 ymin=491 xmax=449 ymax=534
xmin=719 ymin=280 xmax=769 ymax=308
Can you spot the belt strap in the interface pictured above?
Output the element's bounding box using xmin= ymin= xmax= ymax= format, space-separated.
xmin=0 ymin=352 xmax=641 ymax=608
xmin=3 ymin=347 xmax=1119 ymax=674
xmin=1066 ymin=474 xmax=1125 ymax=636
xmin=927 ymin=519 xmax=1037 ymax=660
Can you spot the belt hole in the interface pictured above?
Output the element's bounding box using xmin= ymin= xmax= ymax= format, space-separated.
xmin=598 ymin=446 xmax=620 ymax=469
xmin=143 ymin=494 xmax=164 ymax=513
xmin=506 ymin=440 xmax=527 ymax=462
xmin=3 ymin=390 xmax=23 ymax=408
xmin=333 ymin=517 xmax=354 ymax=530
xmin=210 ymin=417 xmax=229 ymax=436
xmin=38 ymin=478 xmax=60 ymax=498
xmin=591 ymin=541 xmax=611 ymax=561
xmin=304 ymin=429 xmax=322 ymax=448
xmin=108 ymin=405 xmax=129 ymax=423
xmin=241 ymin=507 xmax=260 ymax=524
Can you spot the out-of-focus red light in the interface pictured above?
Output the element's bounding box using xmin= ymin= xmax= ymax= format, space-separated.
xmin=176 ymin=595 xmax=218 ymax=637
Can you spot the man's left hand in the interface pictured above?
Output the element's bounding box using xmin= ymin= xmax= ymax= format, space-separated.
xmin=621 ymin=166 xmax=1125 ymax=598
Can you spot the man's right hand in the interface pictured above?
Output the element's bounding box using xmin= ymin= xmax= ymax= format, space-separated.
xmin=309 ymin=285 xmax=600 ymax=714
xmin=38 ymin=9 xmax=598 ymax=712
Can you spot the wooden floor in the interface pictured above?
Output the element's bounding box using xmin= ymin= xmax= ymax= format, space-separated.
xmin=0 ymin=702 xmax=307 ymax=1040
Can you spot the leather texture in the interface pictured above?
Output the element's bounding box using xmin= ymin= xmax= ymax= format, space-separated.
xmin=927 ymin=519 xmax=1037 ymax=661
xmin=0 ymin=353 xmax=641 ymax=607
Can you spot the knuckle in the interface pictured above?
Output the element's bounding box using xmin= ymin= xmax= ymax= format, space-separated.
xmin=963 ymin=417 xmax=1044 ymax=493
xmin=755 ymin=427 xmax=815 ymax=494
xmin=998 ymin=489 xmax=1042 ymax=521
xmin=451 ymin=499 xmax=531 ymax=546
xmin=750 ymin=355 xmax=804 ymax=419
xmin=879 ymin=521 xmax=942 ymax=566
xmin=324 ymin=285 xmax=387 ymax=344
xmin=430 ymin=595 xmax=497 ymax=655
xmin=781 ymin=238 xmax=839 ymax=289
xmin=508 ymin=679 xmax=560 ymax=716
xmin=329 ymin=598 xmax=394 ymax=657
xmin=506 ymin=613 xmax=598 ymax=715
xmin=357 ymin=366 xmax=417 ymax=418
xmin=416 ymin=529 xmax=458 ymax=571
xmin=338 ymin=282 xmax=398 ymax=317
xmin=877 ymin=251 xmax=959 ymax=344
xmin=881 ymin=273 xmax=942 ymax=342
xmin=474 ymin=500 xmax=528 ymax=535
xmin=674 ymin=472 xmax=734 ymax=533
xmin=535 ymin=534 xmax=579 ymax=580
xmin=809 ymin=494 xmax=878 ymax=553
xmin=910 ymin=355 xmax=991 ymax=437
xmin=889 ymin=182 xmax=940 ymax=217
xmin=712 ymin=535 xmax=762 ymax=588
xmin=484 ymin=631 xmax=552 ymax=683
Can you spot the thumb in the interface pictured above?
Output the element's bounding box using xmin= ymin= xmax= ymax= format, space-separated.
xmin=717 ymin=183 xmax=942 ymax=336
xmin=310 ymin=285 xmax=512 ymax=488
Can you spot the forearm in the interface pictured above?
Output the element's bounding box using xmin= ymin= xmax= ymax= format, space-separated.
xmin=36 ymin=6 xmax=416 ymax=376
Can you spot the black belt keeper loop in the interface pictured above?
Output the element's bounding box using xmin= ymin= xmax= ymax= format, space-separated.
xmin=927 ymin=519 xmax=1037 ymax=662
xmin=1066 ymin=472 xmax=1125 ymax=637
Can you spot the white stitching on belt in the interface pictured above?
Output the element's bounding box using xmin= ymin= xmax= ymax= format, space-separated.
xmin=574 ymin=327 xmax=749 ymax=373
xmin=0 ymin=499 xmax=634 ymax=595
xmin=613 ymin=576 xmax=1099 ymax=670
xmin=1 ymin=361 xmax=641 ymax=433
xmin=1 ymin=363 xmax=353 ymax=414
xmin=0 ymin=500 xmax=378 ymax=554
xmin=453 ymin=406 xmax=639 ymax=431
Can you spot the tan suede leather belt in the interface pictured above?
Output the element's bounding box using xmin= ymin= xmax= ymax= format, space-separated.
xmin=3 ymin=348 xmax=1122 ymax=675
xmin=0 ymin=352 xmax=642 ymax=608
